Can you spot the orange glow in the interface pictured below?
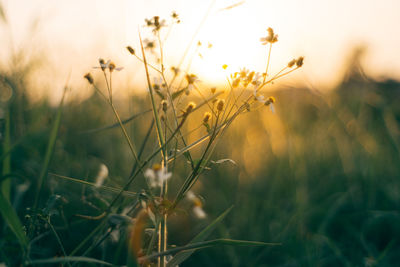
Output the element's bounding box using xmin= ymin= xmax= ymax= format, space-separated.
xmin=1 ymin=0 xmax=400 ymax=102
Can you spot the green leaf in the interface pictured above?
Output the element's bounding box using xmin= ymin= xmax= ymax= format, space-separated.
xmin=25 ymin=256 xmax=119 ymax=266
xmin=142 ymin=238 xmax=281 ymax=262
xmin=167 ymin=205 xmax=233 ymax=267
xmin=33 ymin=88 xmax=67 ymax=209
xmin=0 ymin=192 xmax=28 ymax=249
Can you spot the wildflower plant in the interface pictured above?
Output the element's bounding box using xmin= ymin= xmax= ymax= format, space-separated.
xmin=27 ymin=11 xmax=303 ymax=267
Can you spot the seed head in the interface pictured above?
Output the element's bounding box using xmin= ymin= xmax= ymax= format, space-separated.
xmin=108 ymin=62 xmax=116 ymax=72
xmin=260 ymin=27 xmax=278 ymax=44
xmin=171 ymin=11 xmax=180 ymax=23
xmin=84 ymin=73 xmax=94 ymax=84
xmin=161 ymin=100 xmax=168 ymax=112
xmin=171 ymin=66 xmax=180 ymax=75
xmin=265 ymin=96 xmax=276 ymax=105
xmin=210 ymin=87 xmax=216 ymax=94
xmin=296 ymin=57 xmax=304 ymax=67
xmin=126 ymin=46 xmax=135 ymax=55
xmin=216 ymin=99 xmax=225 ymax=112
xmin=186 ymin=74 xmax=198 ymax=85
xmin=287 ymin=59 xmax=296 ymax=68
xmin=99 ymin=58 xmax=106 ymax=71
xmin=203 ymin=112 xmax=211 ymax=124
xmin=185 ymin=102 xmax=196 ymax=114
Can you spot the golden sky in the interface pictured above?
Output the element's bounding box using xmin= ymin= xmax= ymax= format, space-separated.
xmin=1 ymin=0 xmax=400 ymax=101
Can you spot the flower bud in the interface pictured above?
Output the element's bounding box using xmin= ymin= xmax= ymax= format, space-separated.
xmin=84 ymin=73 xmax=94 ymax=84
xmin=108 ymin=62 xmax=116 ymax=72
xmin=185 ymin=102 xmax=196 ymax=114
xmin=296 ymin=57 xmax=304 ymax=67
xmin=203 ymin=112 xmax=211 ymax=124
xmin=126 ymin=46 xmax=135 ymax=55
xmin=216 ymin=99 xmax=225 ymax=112
xmin=287 ymin=59 xmax=296 ymax=68
xmin=161 ymin=100 xmax=168 ymax=112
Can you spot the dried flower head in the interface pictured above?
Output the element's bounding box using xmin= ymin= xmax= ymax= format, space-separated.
xmin=84 ymin=73 xmax=94 ymax=84
xmin=161 ymin=100 xmax=168 ymax=112
xmin=260 ymin=27 xmax=278 ymax=44
xmin=264 ymin=96 xmax=276 ymax=113
xmin=145 ymin=16 xmax=167 ymax=33
xmin=185 ymin=102 xmax=196 ymax=114
xmin=266 ymin=96 xmax=276 ymax=104
xmin=153 ymin=77 xmax=165 ymax=91
xmin=144 ymin=39 xmax=156 ymax=51
xmin=296 ymin=56 xmax=304 ymax=67
xmin=108 ymin=61 xmax=123 ymax=72
xmin=98 ymin=58 xmax=109 ymax=71
xmin=287 ymin=59 xmax=296 ymax=68
xmin=171 ymin=66 xmax=180 ymax=76
xmin=185 ymin=74 xmax=200 ymax=94
xmin=186 ymin=74 xmax=198 ymax=85
xmin=109 ymin=62 xmax=116 ymax=72
xmin=171 ymin=11 xmax=180 ymax=23
xmin=126 ymin=46 xmax=135 ymax=55
xmin=216 ymin=99 xmax=225 ymax=112
xmin=203 ymin=112 xmax=212 ymax=124
xmin=210 ymin=87 xmax=216 ymax=94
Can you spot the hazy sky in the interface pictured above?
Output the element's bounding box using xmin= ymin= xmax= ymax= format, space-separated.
xmin=1 ymin=0 xmax=400 ymax=101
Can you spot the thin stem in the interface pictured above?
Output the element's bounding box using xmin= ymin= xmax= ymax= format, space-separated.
xmin=109 ymin=103 xmax=140 ymax=165
xmin=262 ymin=43 xmax=272 ymax=83
xmin=102 ymin=70 xmax=112 ymax=103
xmin=47 ymin=217 xmax=71 ymax=267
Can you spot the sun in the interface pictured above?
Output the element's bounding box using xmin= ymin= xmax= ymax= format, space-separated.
xmin=189 ymin=4 xmax=272 ymax=85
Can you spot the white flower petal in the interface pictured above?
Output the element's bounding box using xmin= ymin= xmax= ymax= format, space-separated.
xmin=193 ymin=206 xmax=207 ymax=219
xmin=95 ymin=163 xmax=109 ymax=187
xmin=270 ymin=103 xmax=275 ymax=113
xmin=186 ymin=191 xmax=196 ymax=201
xmin=144 ymin=169 xmax=156 ymax=180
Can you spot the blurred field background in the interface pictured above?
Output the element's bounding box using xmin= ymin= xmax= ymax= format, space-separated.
xmin=1 ymin=0 xmax=400 ymax=266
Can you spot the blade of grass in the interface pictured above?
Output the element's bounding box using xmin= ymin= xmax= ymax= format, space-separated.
xmin=25 ymin=256 xmax=118 ymax=266
xmin=80 ymin=108 xmax=152 ymax=134
xmin=1 ymin=108 xmax=11 ymax=200
xmin=139 ymin=31 xmax=166 ymax=158
xmin=0 ymin=192 xmax=28 ymax=250
xmin=141 ymin=239 xmax=281 ymax=262
xmin=167 ymin=206 xmax=233 ymax=267
xmin=33 ymin=87 xmax=67 ymax=209
xmin=50 ymin=173 xmax=137 ymax=198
